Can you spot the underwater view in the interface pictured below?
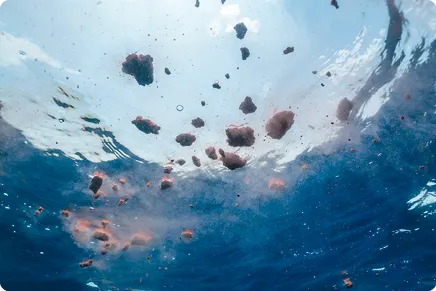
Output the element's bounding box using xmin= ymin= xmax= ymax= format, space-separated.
xmin=0 ymin=0 xmax=435 ymax=290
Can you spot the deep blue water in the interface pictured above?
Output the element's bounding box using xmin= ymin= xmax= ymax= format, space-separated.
xmin=1 ymin=19 xmax=436 ymax=291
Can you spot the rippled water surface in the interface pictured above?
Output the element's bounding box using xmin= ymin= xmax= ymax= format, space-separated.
xmin=0 ymin=0 xmax=435 ymax=290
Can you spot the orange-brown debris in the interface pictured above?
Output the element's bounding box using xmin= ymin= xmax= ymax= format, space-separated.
xmin=92 ymin=228 xmax=111 ymax=241
xmin=160 ymin=177 xmax=173 ymax=190
xmin=89 ymin=175 xmax=103 ymax=194
xmin=131 ymin=233 xmax=152 ymax=245
xmin=302 ymin=163 xmax=308 ymax=170
xmin=268 ymin=178 xmax=285 ymax=191
xmin=343 ymin=278 xmax=352 ymax=288
xmin=176 ymin=133 xmax=196 ymax=146
xmin=192 ymin=156 xmax=201 ymax=167
xmin=239 ymin=96 xmax=257 ymax=114
xmin=226 ymin=126 xmax=255 ymax=147
xmin=101 ymin=240 xmax=117 ymax=255
xmin=164 ymin=165 xmax=173 ymax=174
xmin=35 ymin=206 xmax=44 ymax=215
xmin=93 ymin=190 xmax=102 ymax=199
xmin=404 ymin=93 xmax=411 ymax=100
xmin=205 ymin=146 xmax=218 ymax=160
xmin=336 ymin=98 xmax=353 ymax=121
xmin=119 ymin=178 xmax=127 ymax=185
xmin=112 ymin=184 xmax=119 ymax=191
xmin=73 ymin=219 xmax=91 ymax=233
xmin=266 ymin=111 xmax=295 ymax=140
xmin=121 ymin=243 xmax=130 ymax=251
xmin=118 ymin=197 xmax=129 ymax=206
xmin=219 ymin=149 xmax=247 ymax=170
xmin=146 ymin=181 xmax=151 ymax=187
xmin=419 ymin=165 xmax=425 ymax=170
xmin=79 ymin=259 xmax=93 ymax=268
xmin=61 ymin=208 xmax=71 ymax=218
xmin=181 ymin=229 xmax=193 ymax=239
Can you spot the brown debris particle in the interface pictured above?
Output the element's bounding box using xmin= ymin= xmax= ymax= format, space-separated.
xmin=372 ymin=138 xmax=377 ymax=143
xmin=122 ymin=53 xmax=154 ymax=86
xmin=283 ymin=47 xmax=294 ymax=55
xmin=268 ymin=178 xmax=285 ymax=191
xmin=419 ymin=165 xmax=425 ymax=170
xmin=181 ymin=229 xmax=193 ymax=240
xmin=79 ymin=259 xmax=93 ymax=268
xmin=226 ymin=126 xmax=255 ymax=147
xmin=164 ymin=165 xmax=173 ymax=174
xmin=192 ymin=156 xmax=201 ymax=167
xmin=131 ymin=233 xmax=152 ymax=245
xmin=102 ymin=241 xmax=117 ymax=254
xmin=121 ymin=243 xmax=130 ymax=251
xmin=101 ymin=219 xmax=110 ymax=227
xmin=146 ymin=181 xmax=151 ymax=187
xmin=35 ymin=206 xmax=44 ymax=215
xmin=343 ymin=278 xmax=352 ymax=288
xmin=176 ymin=133 xmax=196 ymax=146
xmin=92 ymin=228 xmax=111 ymax=241
xmin=205 ymin=146 xmax=218 ymax=160
xmin=119 ymin=178 xmax=127 ymax=185
xmin=266 ymin=111 xmax=295 ymax=140
xmin=160 ymin=177 xmax=173 ymax=190
xmin=132 ymin=116 xmax=161 ymax=135
xmin=175 ymin=159 xmax=186 ymax=166
xmin=239 ymin=97 xmax=257 ymax=114
xmin=404 ymin=93 xmax=411 ymax=100
xmin=400 ymin=116 xmax=405 ymax=120
xmin=331 ymin=0 xmax=339 ymax=9
xmin=219 ymin=149 xmax=247 ymax=170
xmin=234 ymin=22 xmax=248 ymax=39
xmin=61 ymin=208 xmax=71 ymax=218
xmin=112 ymin=184 xmax=119 ymax=191
xmin=240 ymin=47 xmax=250 ymax=60
xmin=191 ymin=117 xmax=205 ymax=128
xmin=118 ymin=197 xmax=129 ymax=206
xmin=336 ymin=98 xmax=353 ymax=121
xmin=301 ymin=163 xmax=308 ymax=170
xmin=89 ymin=174 xmax=103 ymax=194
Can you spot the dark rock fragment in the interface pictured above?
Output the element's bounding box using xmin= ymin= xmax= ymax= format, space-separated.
xmin=192 ymin=156 xmax=201 ymax=167
xmin=205 ymin=147 xmax=218 ymax=160
xmin=219 ymin=149 xmax=247 ymax=170
xmin=241 ymin=47 xmax=250 ymax=60
xmin=165 ymin=68 xmax=171 ymax=75
xmin=191 ymin=117 xmax=205 ymax=128
xmin=283 ymin=47 xmax=294 ymax=55
xmin=122 ymin=53 xmax=154 ymax=86
xmin=336 ymin=98 xmax=353 ymax=121
xmin=265 ymin=111 xmax=295 ymax=140
xmin=234 ymin=22 xmax=248 ymax=39
xmin=239 ymin=97 xmax=257 ymax=114
xmin=132 ymin=116 xmax=161 ymax=134
xmin=226 ymin=126 xmax=255 ymax=147
xmin=89 ymin=176 xmax=103 ymax=194
xmin=176 ymin=133 xmax=196 ymax=146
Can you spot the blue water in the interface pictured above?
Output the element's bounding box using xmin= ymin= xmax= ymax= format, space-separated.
xmin=1 ymin=7 xmax=436 ymax=291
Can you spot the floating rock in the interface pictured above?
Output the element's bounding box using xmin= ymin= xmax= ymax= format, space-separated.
xmin=283 ymin=47 xmax=294 ymax=55
xmin=131 ymin=233 xmax=152 ymax=245
xmin=331 ymin=0 xmax=339 ymax=9
xmin=112 ymin=184 xmax=119 ymax=191
xmin=119 ymin=177 xmax=127 ymax=185
xmin=176 ymin=159 xmax=186 ymax=166
xmin=221 ymin=0 xmax=226 ymax=3
xmin=165 ymin=68 xmax=171 ymax=75
xmin=61 ymin=208 xmax=71 ymax=218
xmin=192 ymin=156 xmax=201 ymax=167
xmin=326 ymin=71 xmax=332 ymax=77
xmin=101 ymin=219 xmax=110 ymax=227
xmin=312 ymin=70 xmax=317 ymax=74
xmin=118 ymin=197 xmax=129 ymax=206
xmin=226 ymin=126 xmax=255 ymax=147
xmin=219 ymin=149 xmax=247 ymax=170
xmin=80 ymin=259 xmax=93 ymax=268
xmin=161 ymin=177 xmax=173 ymax=190
xmin=201 ymin=101 xmax=206 ymax=106
xmin=176 ymin=133 xmax=196 ymax=146
xmin=122 ymin=53 xmax=154 ymax=86
xmin=164 ymin=165 xmax=173 ymax=174
xmin=336 ymin=98 xmax=353 ymax=121
xmin=195 ymin=0 xmax=200 ymax=7
xmin=239 ymin=96 xmax=257 ymax=114
xmin=234 ymin=22 xmax=248 ymax=40
xmin=101 ymin=241 xmax=117 ymax=255
xmin=266 ymin=111 xmax=295 ymax=140
xmin=92 ymin=228 xmax=111 ymax=241
xmin=35 ymin=206 xmax=44 ymax=215
xmin=121 ymin=243 xmax=130 ymax=251
xmin=225 ymin=73 xmax=230 ymax=79
xmin=181 ymin=229 xmax=193 ymax=240
xmin=205 ymin=146 xmax=218 ymax=160
xmin=343 ymin=278 xmax=352 ymax=288
xmin=268 ymin=178 xmax=285 ymax=191
xmin=89 ymin=175 xmax=103 ymax=194
xmin=191 ymin=117 xmax=205 ymax=128
xmin=240 ymin=47 xmax=250 ymax=60
xmin=212 ymin=82 xmax=221 ymax=89
xmin=132 ymin=116 xmax=161 ymax=134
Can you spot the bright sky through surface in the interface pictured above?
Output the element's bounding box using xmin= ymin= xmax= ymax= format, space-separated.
xmin=0 ymin=0 xmax=435 ymax=172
